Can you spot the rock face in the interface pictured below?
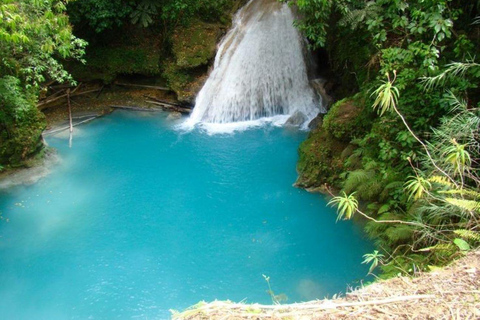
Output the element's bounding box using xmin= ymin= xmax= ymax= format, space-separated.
xmin=164 ymin=19 xmax=227 ymax=104
xmin=307 ymin=113 xmax=324 ymax=129
xmin=310 ymin=78 xmax=334 ymax=110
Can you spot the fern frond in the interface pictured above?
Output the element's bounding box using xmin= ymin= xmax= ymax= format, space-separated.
xmin=418 ymin=243 xmax=456 ymax=252
xmin=454 ymin=229 xmax=480 ymax=242
xmin=429 ymin=175 xmax=454 ymax=188
xmin=444 ymin=198 xmax=480 ymax=212
xmin=385 ymin=225 xmax=414 ymax=243
xmin=338 ymin=1 xmax=380 ymax=30
xmin=439 ymin=188 xmax=480 ymax=198
xmin=343 ymin=169 xmax=375 ymax=193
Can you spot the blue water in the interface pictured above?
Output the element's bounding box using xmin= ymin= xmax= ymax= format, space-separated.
xmin=0 ymin=111 xmax=372 ymax=319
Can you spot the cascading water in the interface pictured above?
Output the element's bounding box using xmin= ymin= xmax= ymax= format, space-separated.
xmin=185 ymin=0 xmax=323 ymax=130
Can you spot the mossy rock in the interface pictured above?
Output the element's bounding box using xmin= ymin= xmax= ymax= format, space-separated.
xmin=172 ymin=19 xmax=222 ymax=69
xmin=296 ymin=94 xmax=374 ymax=189
xmin=295 ymin=126 xmax=349 ymax=189
xmin=323 ymin=95 xmax=370 ymax=142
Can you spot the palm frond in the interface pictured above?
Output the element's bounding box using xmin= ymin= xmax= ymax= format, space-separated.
xmin=328 ymin=192 xmax=359 ymax=221
xmin=405 ymin=175 xmax=432 ymax=201
xmin=421 ymin=61 xmax=480 ymax=90
xmin=371 ymin=73 xmax=400 ymax=116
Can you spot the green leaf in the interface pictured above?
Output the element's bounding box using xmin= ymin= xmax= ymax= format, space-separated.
xmin=453 ymin=238 xmax=470 ymax=251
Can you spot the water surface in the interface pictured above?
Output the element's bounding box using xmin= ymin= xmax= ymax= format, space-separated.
xmin=0 ymin=111 xmax=372 ymax=319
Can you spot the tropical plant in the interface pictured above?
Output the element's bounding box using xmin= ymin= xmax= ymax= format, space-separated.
xmin=0 ymin=0 xmax=86 ymax=166
xmin=362 ymin=250 xmax=384 ymax=274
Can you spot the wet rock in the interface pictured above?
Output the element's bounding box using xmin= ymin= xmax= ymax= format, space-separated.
xmin=285 ymin=110 xmax=307 ymax=127
xmin=167 ymin=112 xmax=182 ymax=120
xmin=308 ymin=113 xmax=324 ymax=130
xmin=311 ymin=78 xmax=334 ymax=110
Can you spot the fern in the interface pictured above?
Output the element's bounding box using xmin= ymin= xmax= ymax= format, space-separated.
xmin=338 ymin=1 xmax=381 ymax=30
xmin=343 ymin=169 xmax=375 ymax=193
xmin=454 ymin=229 xmax=480 ymax=242
xmin=439 ymin=188 xmax=480 ymax=198
xmin=429 ymin=175 xmax=454 ymax=188
xmin=444 ymin=198 xmax=480 ymax=212
xmin=385 ymin=225 xmax=414 ymax=243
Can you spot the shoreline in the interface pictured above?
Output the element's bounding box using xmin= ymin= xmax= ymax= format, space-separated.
xmin=0 ymin=85 xmax=178 ymax=183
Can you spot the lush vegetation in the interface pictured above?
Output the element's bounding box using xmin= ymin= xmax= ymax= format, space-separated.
xmin=3 ymin=0 xmax=479 ymax=282
xmin=0 ymin=0 xmax=86 ymax=167
xmin=290 ymin=0 xmax=480 ymax=277
xmin=0 ymin=0 xmax=244 ymax=167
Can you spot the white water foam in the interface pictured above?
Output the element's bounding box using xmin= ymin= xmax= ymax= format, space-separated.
xmin=182 ymin=0 xmax=322 ymax=133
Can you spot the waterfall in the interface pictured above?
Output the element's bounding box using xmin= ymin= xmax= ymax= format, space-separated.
xmin=184 ymin=0 xmax=322 ymax=130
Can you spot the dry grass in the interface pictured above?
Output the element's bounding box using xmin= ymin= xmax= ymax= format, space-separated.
xmin=172 ymin=251 xmax=480 ymax=319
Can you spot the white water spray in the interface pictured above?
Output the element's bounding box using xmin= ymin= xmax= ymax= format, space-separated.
xmin=184 ymin=0 xmax=322 ymax=130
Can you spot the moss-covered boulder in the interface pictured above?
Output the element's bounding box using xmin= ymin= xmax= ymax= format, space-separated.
xmin=296 ymin=95 xmax=373 ymax=189
xmin=164 ymin=19 xmax=226 ymax=103
xmin=172 ymin=20 xmax=221 ymax=69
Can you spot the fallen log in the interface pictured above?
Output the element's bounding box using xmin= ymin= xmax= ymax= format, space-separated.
xmin=114 ymin=82 xmax=171 ymax=91
xmin=110 ymin=105 xmax=162 ymax=112
xmin=143 ymin=95 xmax=189 ymax=108
xmin=41 ymin=88 xmax=66 ymax=102
xmin=70 ymin=82 xmax=82 ymax=94
xmin=43 ymin=117 xmax=98 ymax=135
xmin=37 ymin=88 xmax=101 ymax=107
xmin=145 ymin=100 xmax=192 ymax=114
xmin=48 ymin=83 xmax=76 ymax=90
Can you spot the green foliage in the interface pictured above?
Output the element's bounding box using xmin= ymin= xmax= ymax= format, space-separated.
xmin=68 ymin=0 xmax=135 ymax=33
xmin=292 ymin=0 xmax=480 ymax=276
xmin=71 ymin=46 xmax=161 ymax=83
xmin=0 ymin=0 xmax=87 ymax=86
xmin=68 ymin=0 xmax=237 ymax=34
xmin=130 ymin=0 xmax=159 ymax=27
xmin=405 ymin=175 xmax=431 ymax=201
xmin=362 ymin=250 xmax=384 ymax=274
xmin=371 ymin=72 xmax=399 ymax=116
xmin=328 ymin=192 xmax=358 ymax=221
xmin=0 ymin=0 xmax=85 ymax=167
xmin=323 ymin=95 xmax=371 ymax=141
xmin=454 ymin=230 xmax=480 ymax=243
xmin=0 ymin=76 xmax=46 ymax=165
xmin=453 ymin=238 xmax=470 ymax=252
